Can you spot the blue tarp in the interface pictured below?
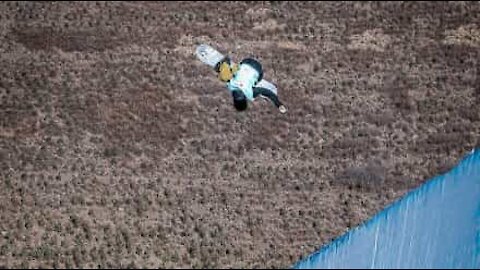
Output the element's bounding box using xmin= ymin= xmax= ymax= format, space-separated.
xmin=293 ymin=149 xmax=480 ymax=269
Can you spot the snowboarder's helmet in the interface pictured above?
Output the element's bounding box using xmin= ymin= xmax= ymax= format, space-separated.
xmin=232 ymin=90 xmax=247 ymax=111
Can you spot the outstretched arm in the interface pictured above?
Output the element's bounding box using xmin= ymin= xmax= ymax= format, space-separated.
xmin=253 ymin=87 xmax=287 ymax=113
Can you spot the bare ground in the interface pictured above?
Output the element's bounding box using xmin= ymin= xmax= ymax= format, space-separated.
xmin=0 ymin=1 xmax=479 ymax=268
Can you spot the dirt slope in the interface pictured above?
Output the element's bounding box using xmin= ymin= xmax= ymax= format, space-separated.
xmin=0 ymin=1 xmax=479 ymax=268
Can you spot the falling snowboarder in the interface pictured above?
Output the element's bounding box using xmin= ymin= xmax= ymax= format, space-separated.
xmin=196 ymin=44 xmax=288 ymax=113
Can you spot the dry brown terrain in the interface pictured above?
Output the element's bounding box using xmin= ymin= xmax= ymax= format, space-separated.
xmin=1 ymin=1 xmax=479 ymax=268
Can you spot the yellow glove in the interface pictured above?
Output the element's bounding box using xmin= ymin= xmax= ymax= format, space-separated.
xmin=218 ymin=62 xmax=238 ymax=82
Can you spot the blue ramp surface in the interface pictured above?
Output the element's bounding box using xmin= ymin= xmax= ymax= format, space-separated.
xmin=293 ymin=149 xmax=480 ymax=269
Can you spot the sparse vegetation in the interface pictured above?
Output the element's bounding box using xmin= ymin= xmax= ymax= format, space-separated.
xmin=0 ymin=1 xmax=479 ymax=269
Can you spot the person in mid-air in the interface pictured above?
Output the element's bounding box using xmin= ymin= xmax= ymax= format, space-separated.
xmin=214 ymin=56 xmax=288 ymax=113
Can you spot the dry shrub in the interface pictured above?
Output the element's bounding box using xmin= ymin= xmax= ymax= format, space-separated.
xmin=336 ymin=161 xmax=386 ymax=191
